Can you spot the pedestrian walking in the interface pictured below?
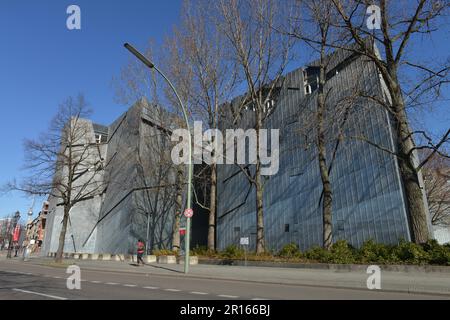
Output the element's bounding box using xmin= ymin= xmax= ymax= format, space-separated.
xmin=14 ymin=242 xmax=20 ymax=257
xmin=137 ymin=239 xmax=145 ymax=266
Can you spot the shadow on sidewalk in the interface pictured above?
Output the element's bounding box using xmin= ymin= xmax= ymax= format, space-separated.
xmin=128 ymin=263 xmax=184 ymax=274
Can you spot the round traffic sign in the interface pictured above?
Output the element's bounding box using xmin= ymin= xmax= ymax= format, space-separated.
xmin=184 ymin=208 xmax=193 ymax=218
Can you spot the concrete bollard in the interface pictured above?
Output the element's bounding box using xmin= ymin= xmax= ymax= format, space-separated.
xmin=114 ymin=254 xmax=125 ymax=261
xmin=101 ymin=253 xmax=111 ymax=261
xmin=73 ymin=253 xmax=80 ymax=259
xmin=145 ymin=255 xmax=157 ymax=264
xmin=178 ymin=256 xmax=198 ymax=265
xmin=90 ymin=254 xmax=99 ymax=260
xmin=81 ymin=253 xmax=89 ymax=260
xmin=126 ymin=254 xmax=137 ymax=263
xmin=157 ymin=255 xmax=177 ymax=264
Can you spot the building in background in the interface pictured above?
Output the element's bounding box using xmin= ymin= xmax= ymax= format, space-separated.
xmin=42 ymin=99 xmax=207 ymax=256
xmin=422 ymin=153 xmax=450 ymax=244
xmin=25 ymin=201 xmax=49 ymax=253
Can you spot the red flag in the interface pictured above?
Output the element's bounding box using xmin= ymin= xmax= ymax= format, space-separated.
xmin=12 ymin=226 xmax=21 ymax=242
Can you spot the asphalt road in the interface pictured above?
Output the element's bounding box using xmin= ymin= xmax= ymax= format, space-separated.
xmin=0 ymin=260 xmax=448 ymax=300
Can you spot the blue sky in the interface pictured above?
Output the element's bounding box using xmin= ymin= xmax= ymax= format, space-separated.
xmin=0 ymin=0 xmax=182 ymax=218
xmin=0 ymin=1 xmax=448 ymax=220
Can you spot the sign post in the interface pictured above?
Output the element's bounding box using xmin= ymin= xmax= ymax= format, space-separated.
xmin=240 ymin=237 xmax=249 ymax=267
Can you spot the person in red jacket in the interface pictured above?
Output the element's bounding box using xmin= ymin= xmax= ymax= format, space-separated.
xmin=137 ymin=239 xmax=145 ymax=266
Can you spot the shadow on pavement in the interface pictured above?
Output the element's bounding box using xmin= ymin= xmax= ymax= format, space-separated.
xmin=127 ymin=263 xmax=184 ymax=274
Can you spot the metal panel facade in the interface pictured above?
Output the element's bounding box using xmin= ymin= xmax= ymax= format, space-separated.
xmin=217 ymin=50 xmax=412 ymax=252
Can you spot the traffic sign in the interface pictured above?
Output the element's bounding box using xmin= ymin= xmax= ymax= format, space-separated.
xmin=184 ymin=208 xmax=193 ymax=218
xmin=240 ymin=237 xmax=249 ymax=245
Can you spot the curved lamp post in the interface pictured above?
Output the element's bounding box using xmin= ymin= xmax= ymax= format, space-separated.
xmin=124 ymin=43 xmax=193 ymax=274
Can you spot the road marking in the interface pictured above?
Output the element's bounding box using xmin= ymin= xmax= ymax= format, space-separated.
xmin=105 ymin=282 xmax=119 ymax=285
xmin=52 ymin=276 xmax=62 ymax=279
xmin=251 ymin=298 xmax=268 ymax=300
xmin=190 ymin=291 xmax=208 ymax=295
xmin=143 ymin=286 xmax=159 ymax=290
xmin=123 ymin=284 xmax=137 ymax=287
xmin=165 ymin=289 xmax=181 ymax=292
xmin=218 ymin=294 xmax=239 ymax=298
xmin=90 ymin=281 xmax=102 ymax=284
xmin=12 ymin=288 xmax=67 ymax=300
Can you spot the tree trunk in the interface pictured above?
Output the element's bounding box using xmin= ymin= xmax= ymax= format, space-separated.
xmin=394 ymin=96 xmax=430 ymax=243
xmin=171 ymin=166 xmax=184 ymax=252
xmin=55 ymin=205 xmax=70 ymax=263
xmin=255 ymin=112 xmax=265 ymax=254
xmin=317 ymin=92 xmax=333 ymax=250
xmin=208 ymin=163 xmax=217 ymax=251
xmin=317 ymin=44 xmax=333 ymax=250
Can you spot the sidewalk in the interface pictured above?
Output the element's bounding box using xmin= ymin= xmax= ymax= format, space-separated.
xmin=5 ymin=256 xmax=450 ymax=296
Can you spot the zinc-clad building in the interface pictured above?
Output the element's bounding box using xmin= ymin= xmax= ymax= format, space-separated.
xmin=216 ymin=46 xmax=432 ymax=252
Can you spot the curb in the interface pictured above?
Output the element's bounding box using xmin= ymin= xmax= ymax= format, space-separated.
xmin=197 ymin=258 xmax=450 ymax=273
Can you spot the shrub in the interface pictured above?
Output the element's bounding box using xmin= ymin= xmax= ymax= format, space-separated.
xmin=304 ymin=246 xmax=331 ymax=263
xmin=329 ymin=240 xmax=357 ymax=264
xmin=358 ymin=239 xmax=395 ymax=264
xmin=392 ymin=240 xmax=429 ymax=264
xmin=222 ymin=245 xmax=245 ymax=259
xmin=421 ymin=239 xmax=450 ymax=265
xmin=278 ymin=243 xmax=302 ymax=259
xmin=190 ymin=245 xmax=216 ymax=257
xmin=152 ymin=249 xmax=178 ymax=256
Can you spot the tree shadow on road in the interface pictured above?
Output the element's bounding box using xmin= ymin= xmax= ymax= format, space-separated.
xmin=127 ymin=263 xmax=184 ymax=274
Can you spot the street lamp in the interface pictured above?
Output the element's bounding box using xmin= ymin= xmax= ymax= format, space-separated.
xmin=124 ymin=43 xmax=193 ymax=274
xmin=6 ymin=211 xmax=21 ymax=259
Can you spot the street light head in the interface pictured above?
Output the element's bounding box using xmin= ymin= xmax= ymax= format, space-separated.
xmin=123 ymin=43 xmax=155 ymax=69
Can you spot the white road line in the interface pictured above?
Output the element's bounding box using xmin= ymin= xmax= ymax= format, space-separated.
xmin=90 ymin=281 xmax=102 ymax=284
xmin=165 ymin=289 xmax=181 ymax=292
xmin=251 ymin=298 xmax=268 ymax=300
xmin=143 ymin=286 xmax=159 ymax=290
xmin=123 ymin=284 xmax=137 ymax=287
xmin=105 ymin=282 xmax=119 ymax=285
xmin=12 ymin=288 xmax=67 ymax=300
xmin=52 ymin=276 xmax=62 ymax=279
xmin=218 ymin=294 xmax=239 ymax=299
xmin=190 ymin=291 xmax=208 ymax=295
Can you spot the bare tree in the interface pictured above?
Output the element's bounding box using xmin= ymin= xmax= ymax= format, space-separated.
xmin=422 ymin=150 xmax=450 ymax=227
xmin=214 ymin=0 xmax=293 ymax=253
xmin=162 ymin=0 xmax=237 ymax=251
xmin=114 ymin=46 xmax=189 ymax=252
xmin=327 ymin=0 xmax=450 ymax=243
xmin=285 ymin=1 xmax=344 ymax=250
xmin=6 ymin=95 xmax=106 ymax=263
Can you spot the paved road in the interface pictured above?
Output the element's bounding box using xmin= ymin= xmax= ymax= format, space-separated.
xmin=0 ymin=260 xmax=448 ymax=300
